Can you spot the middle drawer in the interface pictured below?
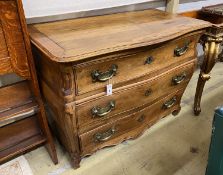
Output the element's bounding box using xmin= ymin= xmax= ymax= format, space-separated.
xmin=77 ymin=61 xmax=195 ymax=133
xmin=75 ymin=33 xmax=198 ymax=96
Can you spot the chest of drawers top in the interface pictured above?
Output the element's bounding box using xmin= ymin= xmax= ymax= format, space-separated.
xmin=29 ymin=9 xmax=210 ymax=63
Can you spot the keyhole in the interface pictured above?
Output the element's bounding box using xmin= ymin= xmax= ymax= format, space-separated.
xmin=138 ymin=114 xmax=145 ymax=123
xmin=145 ymin=56 xmax=154 ymax=65
xmin=145 ymin=89 xmax=152 ymax=96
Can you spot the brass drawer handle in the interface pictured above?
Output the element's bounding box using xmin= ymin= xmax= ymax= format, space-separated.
xmin=163 ymin=96 xmax=177 ymax=109
xmin=174 ymin=41 xmax=190 ymax=57
xmin=92 ymin=101 xmax=116 ymax=118
xmin=94 ymin=127 xmax=116 ymax=142
xmin=172 ymin=72 xmax=187 ymax=85
xmin=145 ymin=56 xmax=154 ymax=65
xmin=91 ymin=64 xmax=118 ymax=82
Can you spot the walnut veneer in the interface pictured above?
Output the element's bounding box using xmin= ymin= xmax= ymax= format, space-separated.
xmin=28 ymin=9 xmax=211 ymax=168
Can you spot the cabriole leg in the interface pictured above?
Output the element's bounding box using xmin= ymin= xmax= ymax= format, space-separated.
xmin=194 ymin=35 xmax=223 ymax=115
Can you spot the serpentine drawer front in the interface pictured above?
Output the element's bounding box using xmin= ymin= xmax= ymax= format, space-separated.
xmin=77 ymin=61 xmax=195 ymax=133
xmin=79 ymin=89 xmax=184 ymax=156
xmin=28 ymin=9 xmax=211 ymax=168
xmin=75 ymin=33 xmax=198 ymax=95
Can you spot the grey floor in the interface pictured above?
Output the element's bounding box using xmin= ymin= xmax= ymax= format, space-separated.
xmin=25 ymin=62 xmax=223 ymax=175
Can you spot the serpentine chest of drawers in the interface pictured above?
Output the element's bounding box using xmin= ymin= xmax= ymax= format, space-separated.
xmin=28 ymin=9 xmax=210 ymax=168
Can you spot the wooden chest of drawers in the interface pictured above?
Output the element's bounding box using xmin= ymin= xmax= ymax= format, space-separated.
xmin=28 ymin=9 xmax=210 ymax=168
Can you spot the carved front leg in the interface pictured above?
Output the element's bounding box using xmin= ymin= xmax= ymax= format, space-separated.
xmin=64 ymin=103 xmax=82 ymax=168
xmin=194 ymin=36 xmax=223 ymax=115
xmin=70 ymin=152 xmax=81 ymax=168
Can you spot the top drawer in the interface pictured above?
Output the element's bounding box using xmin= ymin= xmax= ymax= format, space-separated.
xmin=75 ymin=33 xmax=199 ymax=95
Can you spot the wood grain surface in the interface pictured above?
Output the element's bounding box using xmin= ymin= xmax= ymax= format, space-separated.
xmin=75 ymin=33 xmax=199 ymax=95
xmin=0 ymin=0 xmax=58 ymax=164
xmin=30 ymin=8 xmax=210 ymax=168
xmin=77 ymin=61 xmax=195 ymax=133
xmin=80 ymin=88 xmax=184 ymax=156
xmin=0 ymin=0 xmax=30 ymax=78
xmin=29 ymin=9 xmax=211 ymax=62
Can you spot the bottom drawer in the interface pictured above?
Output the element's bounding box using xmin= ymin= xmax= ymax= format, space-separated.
xmin=80 ymin=88 xmax=184 ymax=156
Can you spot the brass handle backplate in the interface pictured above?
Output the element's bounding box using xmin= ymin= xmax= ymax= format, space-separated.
xmin=174 ymin=41 xmax=190 ymax=57
xmin=94 ymin=127 xmax=116 ymax=142
xmin=91 ymin=64 xmax=118 ymax=82
xmin=163 ymin=96 xmax=177 ymax=109
xmin=91 ymin=101 xmax=116 ymax=118
xmin=172 ymin=72 xmax=187 ymax=85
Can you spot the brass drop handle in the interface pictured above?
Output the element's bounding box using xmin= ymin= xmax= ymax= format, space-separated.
xmin=174 ymin=41 xmax=190 ymax=57
xmin=91 ymin=101 xmax=116 ymax=118
xmin=172 ymin=72 xmax=187 ymax=85
xmin=91 ymin=64 xmax=118 ymax=82
xmin=94 ymin=127 xmax=116 ymax=142
xmin=163 ymin=96 xmax=177 ymax=109
xmin=145 ymin=56 xmax=154 ymax=65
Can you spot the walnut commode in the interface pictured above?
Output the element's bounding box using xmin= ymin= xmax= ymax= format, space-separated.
xmin=28 ymin=9 xmax=211 ymax=168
